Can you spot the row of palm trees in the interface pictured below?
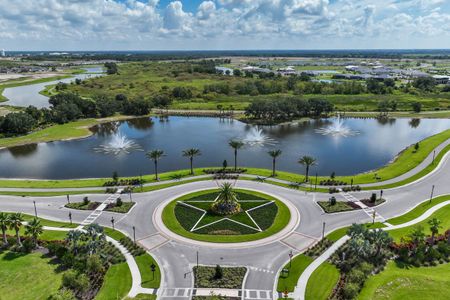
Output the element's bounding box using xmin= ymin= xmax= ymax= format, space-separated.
xmin=0 ymin=212 xmax=43 ymax=247
xmin=145 ymin=140 xmax=318 ymax=181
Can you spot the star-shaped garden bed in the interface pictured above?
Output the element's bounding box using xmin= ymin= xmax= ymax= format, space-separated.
xmin=174 ymin=191 xmax=278 ymax=235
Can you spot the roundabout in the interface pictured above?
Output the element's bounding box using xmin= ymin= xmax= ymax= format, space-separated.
xmin=154 ymin=184 xmax=300 ymax=247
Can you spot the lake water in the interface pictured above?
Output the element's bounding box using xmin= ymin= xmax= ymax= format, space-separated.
xmin=0 ymin=116 xmax=449 ymax=179
xmin=1 ymin=67 xmax=104 ymax=108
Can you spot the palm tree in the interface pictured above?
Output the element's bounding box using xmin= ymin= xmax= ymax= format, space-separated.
xmin=0 ymin=212 xmax=10 ymax=246
xmin=182 ymin=148 xmax=201 ymax=175
xmin=369 ymin=229 xmax=392 ymax=257
xmin=8 ymin=213 xmax=24 ymax=246
xmin=146 ymin=150 xmax=165 ymax=180
xmin=428 ymin=218 xmax=442 ymax=244
xmin=298 ymin=156 xmax=317 ymax=182
xmin=268 ymin=149 xmax=282 ymax=177
xmin=66 ymin=230 xmax=83 ymax=254
xmin=25 ymin=218 xmax=43 ymax=248
xmin=228 ymin=140 xmax=244 ymax=171
xmin=408 ymin=225 xmax=426 ymax=249
xmin=211 ymin=182 xmax=240 ymax=215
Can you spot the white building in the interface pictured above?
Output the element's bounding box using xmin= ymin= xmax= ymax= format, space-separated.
xmin=0 ymin=49 xmax=5 ymax=57
xmin=433 ymin=75 xmax=450 ymax=84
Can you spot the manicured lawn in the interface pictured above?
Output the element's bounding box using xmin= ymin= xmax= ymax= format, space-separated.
xmin=95 ymin=261 xmax=132 ymax=300
xmin=0 ymin=251 xmax=64 ymax=300
xmin=162 ymin=189 xmax=291 ymax=243
xmin=277 ymin=254 xmax=313 ymax=292
xmin=128 ymin=294 xmax=157 ymax=300
xmin=387 ymin=195 xmax=450 ymax=225
xmin=305 ymin=262 xmax=339 ymax=300
xmin=135 ymin=253 xmax=161 ymax=289
xmin=104 ymin=227 xmax=128 ymax=241
xmin=388 ymin=204 xmax=450 ymax=242
xmin=358 ymin=261 xmax=450 ymax=300
xmin=317 ymin=201 xmax=358 ymax=213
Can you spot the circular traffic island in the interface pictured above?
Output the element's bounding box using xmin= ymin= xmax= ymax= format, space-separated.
xmin=159 ymin=184 xmax=293 ymax=244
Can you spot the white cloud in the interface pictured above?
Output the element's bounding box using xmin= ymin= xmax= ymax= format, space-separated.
xmin=0 ymin=0 xmax=449 ymax=49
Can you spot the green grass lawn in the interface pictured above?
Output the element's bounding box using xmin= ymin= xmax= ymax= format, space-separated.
xmin=305 ymin=262 xmax=339 ymax=300
xmin=388 ymin=204 xmax=450 ymax=242
xmin=277 ymin=254 xmax=313 ymax=292
xmin=162 ymin=189 xmax=291 ymax=243
xmin=135 ymin=253 xmax=161 ymax=289
xmin=0 ymin=251 xmax=65 ymax=300
xmin=358 ymin=261 xmax=450 ymax=300
xmin=95 ymin=261 xmax=132 ymax=300
xmin=387 ymin=195 xmax=450 ymax=225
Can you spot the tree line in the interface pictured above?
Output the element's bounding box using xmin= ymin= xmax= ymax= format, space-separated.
xmin=0 ymin=92 xmax=153 ymax=137
xmin=245 ymin=98 xmax=334 ymax=123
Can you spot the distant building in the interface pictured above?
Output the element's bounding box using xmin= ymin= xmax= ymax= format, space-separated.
xmin=0 ymin=49 xmax=5 ymax=57
xmin=432 ymin=75 xmax=450 ymax=84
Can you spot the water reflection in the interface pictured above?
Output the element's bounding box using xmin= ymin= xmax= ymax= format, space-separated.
xmin=409 ymin=118 xmax=421 ymax=128
xmin=7 ymin=144 xmax=38 ymax=157
xmin=0 ymin=116 xmax=449 ymax=179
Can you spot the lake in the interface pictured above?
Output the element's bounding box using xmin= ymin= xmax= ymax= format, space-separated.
xmin=1 ymin=67 xmax=104 ymax=108
xmin=0 ymin=116 xmax=449 ymax=179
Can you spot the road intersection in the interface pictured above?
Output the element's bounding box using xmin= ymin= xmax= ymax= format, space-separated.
xmin=0 ymin=143 xmax=449 ymax=299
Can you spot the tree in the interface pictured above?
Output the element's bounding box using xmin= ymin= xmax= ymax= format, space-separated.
xmin=25 ymin=218 xmax=43 ymax=248
xmin=146 ymin=150 xmax=165 ymax=180
xmin=298 ymin=156 xmax=317 ymax=182
xmin=66 ymin=230 xmax=83 ymax=254
xmin=268 ymin=149 xmax=282 ymax=177
xmin=211 ymin=182 xmax=241 ymax=215
xmin=0 ymin=212 xmax=10 ymax=245
xmin=228 ymin=140 xmax=244 ymax=171
xmin=368 ymin=229 xmax=392 ymax=257
xmin=428 ymin=218 xmax=442 ymax=244
xmin=0 ymin=112 xmax=37 ymax=136
xmin=182 ymin=148 xmax=201 ymax=175
xmin=413 ymin=76 xmax=436 ymax=92
xmin=408 ymin=225 xmax=426 ymax=249
xmin=411 ymin=102 xmax=422 ymax=113
xmin=214 ymin=264 xmax=224 ymax=279
xmin=8 ymin=213 xmax=24 ymax=246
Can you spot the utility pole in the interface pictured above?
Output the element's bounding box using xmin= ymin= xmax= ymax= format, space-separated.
xmin=133 ymin=226 xmax=136 ymax=243
xmin=432 ymin=150 xmax=436 ymax=164
xmin=111 ymin=217 xmax=115 ymax=230
xmin=315 ymin=172 xmax=318 ymax=191
xmin=289 ymin=250 xmax=293 ymax=268
xmin=430 ymin=185 xmax=435 ymax=203
xmin=196 ymin=251 xmax=199 ymax=268
xmin=69 ymin=212 xmax=72 ymax=225
xmin=66 ymin=194 xmax=70 ymax=204
xmin=322 ymin=222 xmax=326 ymax=240
xmin=33 ymin=200 xmax=37 ymax=218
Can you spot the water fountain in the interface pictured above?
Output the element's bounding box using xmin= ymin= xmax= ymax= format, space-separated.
xmin=242 ymin=127 xmax=277 ymax=146
xmin=315 ymin=114 xmax=359 ymax=137
xmin=94 ymin=132 xmax=143 ymax=155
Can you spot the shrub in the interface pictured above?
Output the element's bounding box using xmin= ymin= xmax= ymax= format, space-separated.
xmin=48 ymin=288 xmax=76 ymax=300
xmin=342 ymin=282 xmax=359 ymax=299
xmin=214 ymin=264 xmax=223 ymax=279
xmin=83 ymin=197 xmax=89 ymax=205
xmin=62 ymin=270 xmax=89 ymax=293
xmin=370 ymin=193 xmax=377 ymax=203
xmin=116 ymin=198 xmax=123 ymax=207
xmin=329 ymin=196 xmax=337 ymax=205
xmin=347 ymin=269 xmax=366 ymax=285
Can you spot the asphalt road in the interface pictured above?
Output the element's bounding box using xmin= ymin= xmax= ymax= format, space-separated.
xmin=0 ymin=150 xmax=449 ymax=299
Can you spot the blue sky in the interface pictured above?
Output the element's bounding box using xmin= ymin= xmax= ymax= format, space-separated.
xmin=1 ymin=0 xmax=450 ymax=50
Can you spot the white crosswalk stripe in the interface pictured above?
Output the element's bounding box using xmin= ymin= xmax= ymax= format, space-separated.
xmin=340 ymin=191 xmax=386 ymax=222
xmin=160 ymin=288 xmax=192 ymax=298
xmin=80 ymin=189 xmax=123 ymax=226
xmin=244 ymin=289 xmax=273 ymax=299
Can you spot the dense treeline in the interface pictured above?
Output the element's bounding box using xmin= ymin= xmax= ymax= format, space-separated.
xmin=0 ymin=92 xmax=152 ymax=137
xmin=245 ymin=98 xmax=334 ymax=123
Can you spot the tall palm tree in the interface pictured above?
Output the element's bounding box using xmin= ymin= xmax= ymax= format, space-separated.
xmin=0 ymin=212 xmax=10 ymax=246
xmin=228 ymin=140 xmax=244 ymax=171
xmin=298 ymin=156 xmax=317 ymax=182
xmin=8 ymin=213 xmax=24 ymax=246
xmin=428 ymin=218 xmax=442 ymax=244
xmin=146 ymin=150 xmax=165 ymax=180
xmin=268 ymin=149 xmax=282 ymax=177
xmin=25 ymin=218 xmax=43 ymax=248
xmin=182 ymin=148 xmax=201 ymax=175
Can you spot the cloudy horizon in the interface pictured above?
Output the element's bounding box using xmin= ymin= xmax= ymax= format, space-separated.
xmin=1 ymin=0 xmax=450 ymax=51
